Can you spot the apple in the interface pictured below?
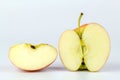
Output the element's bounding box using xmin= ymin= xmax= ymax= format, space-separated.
xmin=9 ymin=43 xmax=58 ymax=71
xmin=59 ymin=13 xmax=110 ymax=71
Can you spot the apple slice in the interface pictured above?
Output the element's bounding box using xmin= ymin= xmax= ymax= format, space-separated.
xmin=59 ymin=30 xmax=83 ymax=71
xmin=59 ymin=13 xmax=110 ymax=71
xmin=81 ymin=23 xmax=110 ymax=71
xmin=9 ymin=43 xmax=58 ymax=71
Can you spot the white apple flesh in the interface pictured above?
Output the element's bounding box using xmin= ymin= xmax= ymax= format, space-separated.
xmin=59 ymin=30 xmax=83 ymax=71
xmin=9 ymin=43 xmax=58 ymax=71
xmin=59 ymin=13 xmax=110 ymax=71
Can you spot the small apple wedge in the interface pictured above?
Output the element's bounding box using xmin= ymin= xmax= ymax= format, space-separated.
xmin=59 ymin=13 xmax=110 ymax=71
xmin=9 ymin=43 xmax=58 ymax=71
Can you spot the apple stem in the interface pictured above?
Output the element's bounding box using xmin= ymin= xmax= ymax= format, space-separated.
xmin=78 ymin=12 xmax=83 ymax=36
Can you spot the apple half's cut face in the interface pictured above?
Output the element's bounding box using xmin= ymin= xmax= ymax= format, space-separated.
xmin=9 ymin=43 xmax=58 ymax=71
xmin=59 ymin=23 xmax=110 ymax=71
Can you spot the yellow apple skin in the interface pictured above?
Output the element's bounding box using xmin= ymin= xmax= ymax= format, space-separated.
xmin=9 ymin=43 xmax=58 ymax=72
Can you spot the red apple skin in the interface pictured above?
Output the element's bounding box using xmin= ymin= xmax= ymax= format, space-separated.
xmin=74 ymin=24 xmax=88 ymax=32
xmin=8 ymin=46 xmax=58 ymax=72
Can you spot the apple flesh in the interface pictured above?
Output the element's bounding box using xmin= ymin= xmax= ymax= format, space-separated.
xmin=59 ymin=13 xmax=110 ymax=71
xmin=9 ymin=43 xmax=58 ymax=71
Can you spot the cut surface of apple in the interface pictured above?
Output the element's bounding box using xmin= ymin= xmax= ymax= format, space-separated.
xmin=82 ymin=23 xmax=110 ymax=71
xmin=59 ymin=30 xmax=83 ymax=71
xmin=59 ymin=13 xmax=110 ymax=71
xmin=9 ymin=43 xmax=58 ymax=71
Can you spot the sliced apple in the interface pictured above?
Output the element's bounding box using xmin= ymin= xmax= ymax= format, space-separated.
xmin=59 ymin=30 xmax=83 ymax=71
xmin=81 ymin=23 xmax=110 ymax=71
xmin=59 ymin=13 xmax=110 ymax=71
xmin=9 ymin=43 xmax=58 ymax=71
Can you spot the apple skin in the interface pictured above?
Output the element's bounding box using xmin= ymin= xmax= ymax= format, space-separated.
xmin=74 ymin=24 xmax=87 ymax=36
xmin=75 ymin=24 xmax=88 ymax=31
xmin=9 ymin=43 xmax=58 ymax=72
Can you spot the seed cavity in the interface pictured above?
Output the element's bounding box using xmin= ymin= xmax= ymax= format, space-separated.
xmin=30 ymin=45 xmax=36 ymax=49
xmin=81 ymin=58 xmax=85 ymax=65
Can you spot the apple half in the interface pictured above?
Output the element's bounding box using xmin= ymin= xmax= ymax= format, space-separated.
xmin=9 ymin=43 xmax=58 ymax=71
xmin=59 ymin=13 xmax=110 ymax=71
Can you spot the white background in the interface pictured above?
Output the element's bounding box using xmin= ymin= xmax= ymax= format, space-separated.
xmin=0 ymin=0 xmax=120 ymax=80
